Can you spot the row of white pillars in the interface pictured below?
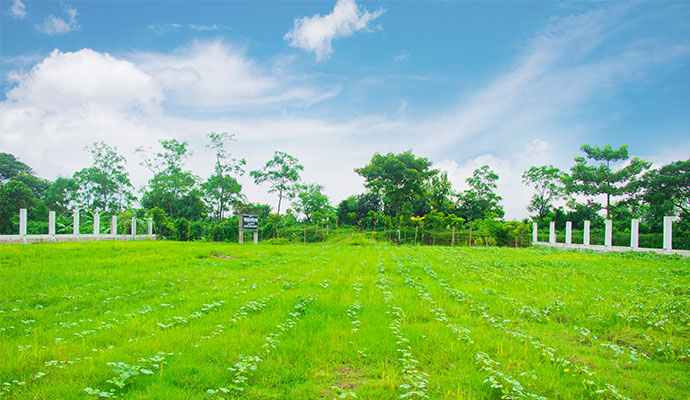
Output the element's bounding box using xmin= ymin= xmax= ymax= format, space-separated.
xmin=533 ymin=217 xmax=675 ymax=250
xmin=17 ymin=209 xmax=153 ymax=238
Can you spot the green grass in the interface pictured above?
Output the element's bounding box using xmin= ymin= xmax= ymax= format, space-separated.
xmin=1 ymin=242 xmax=689 ymax=399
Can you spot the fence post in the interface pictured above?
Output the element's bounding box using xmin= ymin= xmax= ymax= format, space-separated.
xmin=131 ymin=217 xmax=136 ymax=237
xmin=111 ymin=216 xmax=117 ymax=235
xmin=663 ymin=216 xmax=673 ymax=250
xmin=565 ymin=221 xmax=572 ymax=245
xmin=604 ymin=219 xmax=612 ymax=247
xmin=49 ymin=211 xmax=56 ymax=238
xmin=631 ymin=219 xmax=639 ymax=249
xmin=549 ymin=221 xmax=556 ymax=244
xmin=583 ymin=220 xmax=590 ymax=246
xmin=532 ymin=222 xmax=538 ymax=244
xmin=253 ymin=231 xmax=258 ymax=245
xmin=73 ymin=210 xmax=80 ymax=236
xmin=19 ymin=208 xmax=27 ymax=243
xmin=148 ymin=219 xmax=153 ymax=235
xmin=94 ymin=212 xmax=100 ymax=235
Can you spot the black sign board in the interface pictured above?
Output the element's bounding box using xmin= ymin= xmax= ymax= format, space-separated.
xmin=242 ymin=215 xmax=258 ymax=231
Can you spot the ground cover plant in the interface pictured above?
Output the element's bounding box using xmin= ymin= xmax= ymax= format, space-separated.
xmin=1 ymin=241 xmax=689 ymax=399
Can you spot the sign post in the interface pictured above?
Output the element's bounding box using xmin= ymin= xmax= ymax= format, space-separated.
xmin=241 ymin=214 xmax=259 ymax=245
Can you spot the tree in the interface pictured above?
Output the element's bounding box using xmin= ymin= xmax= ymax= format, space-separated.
xmin=0 ymin=180 xmax=38 ymax=233
xmin=566 ymin=144 xmax=650 ymax=219
xmin=73 ymin=142 xmax=135 ymax=213
xmin=522 ymin=165 xmax=565 ymax=223
xmin=293 ymin=184 xmax=330 ymax=222
xmin=427 ymin=171 xmax=456 ymax=214
xmin=202 ymin=132 xmax=246 ymax=220
xmin=354 ymin=150 xmax=437 ymax=227
xmin=250 ymin=151 xmax=303 ymax=215
xmin=0 ymin=153 xmax=33 ymax=183
xmin=458 ymin=165 xmax=504 ymax=222
xmin=138 ymin=139 xmax=201 ymax=219
xmin=44 ymin=177 xmax=78 ymax=214
xmin=643 ymin=159 xmax=690 ymax=220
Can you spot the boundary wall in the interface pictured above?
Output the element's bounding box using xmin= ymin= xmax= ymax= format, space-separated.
xmin=532 ymin=217 xmax=689 ymax=257
xmin=1 ymin=208 xmax=156 ymax=244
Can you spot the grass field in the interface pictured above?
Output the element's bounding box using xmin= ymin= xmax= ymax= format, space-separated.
xmin=1 ymin=241 xmax=689 ymax=399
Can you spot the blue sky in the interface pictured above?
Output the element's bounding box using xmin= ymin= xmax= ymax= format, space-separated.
xmin=1 ymin=0 xmax=689 ymax=219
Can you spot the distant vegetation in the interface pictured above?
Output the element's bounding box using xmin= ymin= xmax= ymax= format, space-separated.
xmin=0 ymin=136 xmax=688 ymax=247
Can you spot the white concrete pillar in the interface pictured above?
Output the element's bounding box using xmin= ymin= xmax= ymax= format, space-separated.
xmin=131 ymin=217 xmax=136 ymax=236
xmin=663 ymin=216 xmax=673 ymax=250
xmin=631 ymin=219 xmax=639 ymax=249
xmin=565 ymin=221 xmax=572 ymax=245
xmin=549 ymin=221 xmax=556 ymax=244
xmin=111 ymin=216 xmax=117 ymax=235
xmin=253 ymin=231 xmax=258 ymax=245
xmin=19 ymin=208 xmax=27 ymax=236
xmin=148 ymin=219 xmax=153 ymax=235
xmin=532 ymin=222 xmax=538 ymax=243
xmin=583 ymin=220 xmax=590 ymax=246
xmin=94 ymin=212 xmax=100 ymax=235
xmin=73 ymin=210 xmax=80 ymax=235
xmin=48 ymin=211 xmax=56 ymax=236
xmin=605 ymin=219 xmax=612 ymax=247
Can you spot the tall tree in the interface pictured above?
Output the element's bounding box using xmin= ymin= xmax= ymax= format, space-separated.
xmin=643 ymin=159 xmax=690 ymax=219
xmin=354 ymin=150 xmax=437 ymax=227
xmin=293 ymin=183 xmax=330 ymax=222
xmin=522 ymin=165 xmax=565 ymax=223
xmin=0 ymin=153 xmax=33 ymax=183
xmin=458 ymin=165 xmax=504 ymax=222
xmin=202 ymin=132 xmax=246 ymax=220
xmin=250 ymin=151 xmax=303 ymax=215
xmin=73 ymin=142 xmax=135 ymax=213
xmin=565 ymin=144 xmax=650 ymax=219
xmin=138 ymin=139 xmax=201 ymax=219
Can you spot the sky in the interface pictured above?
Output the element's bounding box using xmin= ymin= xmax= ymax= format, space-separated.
xmin=1 ymin=0 xmax=689 ymax=220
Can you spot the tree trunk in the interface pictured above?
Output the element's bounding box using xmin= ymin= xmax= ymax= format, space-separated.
xmin=414 ymin=225 xmax=418 ymax=245
xmin=469 ymin=225 xmax=473 ymax=247
xmin=452 ymin=226 xmax=455 ymax=247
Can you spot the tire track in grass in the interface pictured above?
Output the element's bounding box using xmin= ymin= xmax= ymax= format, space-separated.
xmin=403 ymin=253 xmax=630 ymax=400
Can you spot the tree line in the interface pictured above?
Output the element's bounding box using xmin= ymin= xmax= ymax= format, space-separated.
xmin=0 ymin=136 xmax=687 ymax=246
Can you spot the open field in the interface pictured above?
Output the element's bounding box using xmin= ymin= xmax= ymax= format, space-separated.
xmin=1 ymin=242 xmax=689 ymax=399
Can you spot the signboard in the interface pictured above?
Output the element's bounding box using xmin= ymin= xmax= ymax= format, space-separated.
xmin=242 ymin=215 xmax=259 ymax=231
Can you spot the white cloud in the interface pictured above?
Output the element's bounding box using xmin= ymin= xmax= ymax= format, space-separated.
xmin=35 ymin=5 xmax=79 ymax=35
xmin=10 ymin=0 xmax=27 ymax=19
xmin=131 ymin=40 xmax=339 ymax=110
xmin=394 ymin=51 xmax=409 ymax=62
xmin=6 ymin=49 xmax=163 ymax=113
xmin=284 ymin=0 xmax=384 ymax=60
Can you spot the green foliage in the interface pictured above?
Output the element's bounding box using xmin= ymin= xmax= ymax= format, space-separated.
xmin=457 ymin=165 xmax=504 ymax=221
xmin=566 ymin=144 xmax=650 ymax=219
xmin=354 ymin=150 xmax=437 ymax=224
xmin=203 ymin=132 xmax=246 ymax=220
xmin=293 ymin=183 xmax=330 ymax=222
xmin=138 ymin=139 xmax=202 ymax=220
xmin=73 ymin=142 xmax=135 ymax=213
xmin=643 ymin=159 xmax=690 ymax=220
xmin=0 ymin=152 xmax=33 ymax=183
xmin=522 ymin=165 xmax=565 ymax=223
xmin=0 ymin=180 xmax=38 ymax=233
xmin=263 ymin=237 xmax=290 ymax=245
xmin=250 ymin=151 xmax=303 ymax=215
